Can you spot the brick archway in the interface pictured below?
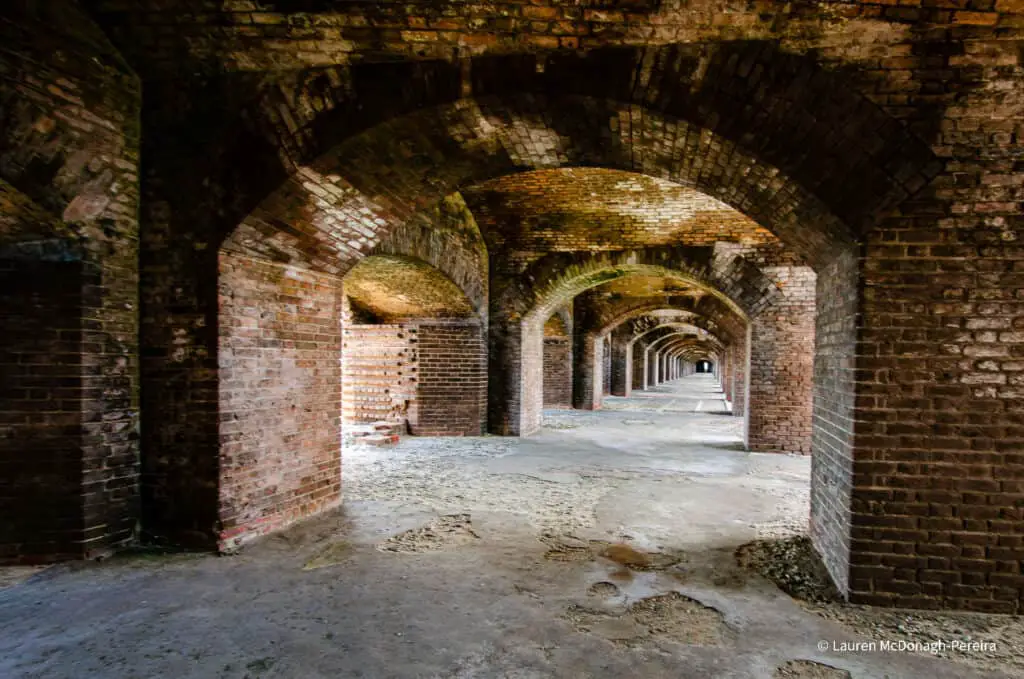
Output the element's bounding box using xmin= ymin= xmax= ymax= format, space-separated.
xmin=340 ymin=254 xmax=487 ymax=439
xmin=151 ymin=48 xmax=944 ymax=605
xmin=487 ymin=248 xmax=752 ymax=437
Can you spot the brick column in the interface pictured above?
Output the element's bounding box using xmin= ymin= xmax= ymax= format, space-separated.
xmin=609 ymin=332 xmax=632 ymax=397
xmin=748 ymin=265 xmax=815 ymax=454
xmin=631 ymin=339 xmax=646 ymax=391
xmin=732 ymin=333 xmax=749 ymax=419
xmin=573 ymin=332 xmax=603 ymax=410
xmin=488 ymin=319 xmax=543 ymax=436
xmin=602 ymin=335 xmax=613 ymax=396
xmin=542 ymin=337 xmax=573 ymax=408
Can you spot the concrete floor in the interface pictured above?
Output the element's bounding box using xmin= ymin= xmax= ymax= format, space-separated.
xmin=0 ymin=376 xmax=1016 ymax=678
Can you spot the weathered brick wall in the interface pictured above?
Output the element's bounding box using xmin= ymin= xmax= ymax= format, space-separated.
xmin=572 ymin=332 xmax=603 ymax=410
xmin=342 ymin=325 xmax=418 ymax=428
xmin=542 ymin=338 xmax=572 ymax=408
xmin=748 ymin=265 xmax=816 ymax=454
xmin=810 ymin=249 xmax=859 ymax=599
xmin=138 ymin=72 xmax=291 ymax=548
xmin=218 ymin=252 xmax=342 ymax=552
xmin=342 ymin=320 xmax=486 ymax=436
xmin=416 ymin=323 xmax=486 ymax=436
xmin=0 ymin=2 xmax=140 ymax=562
xmin=847 ymin=71 xmax=1024 ymax=612
xmin=732 ymin=335 xmax=749 ymax=419
xmin=0 ymin=255 xmax=86 ymax=562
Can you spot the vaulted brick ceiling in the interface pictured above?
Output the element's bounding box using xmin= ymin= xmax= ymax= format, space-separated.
xmin=587 ymin=275 xmax=708 ymax=300
xmin=461 ymin=168 xmax=777 ymax=253
xmin=343 ymin=254 xmax=475 ymax=321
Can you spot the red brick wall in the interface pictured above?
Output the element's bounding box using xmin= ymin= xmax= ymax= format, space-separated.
xmin=218 ymin=252 xmax=342 ymax=552
xmin=416 ymin=323 xmax=486 ymax=436
xmin=543 ymin=338 xmax=572 ymax=408
xmin=341 ymin=324 xmax=418 ymax=428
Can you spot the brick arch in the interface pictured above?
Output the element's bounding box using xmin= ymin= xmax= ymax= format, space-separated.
xmin=342 ymin=254 xmax=478 ymax=323
xmin=591 ymin=302 xmax=739 ymax=345
xmin=224 ymin=80 xmax=933 ymax=275
xmin=645 ymin=329 xmax=722 ymax=357
xmin=644 ymin=331 xmax=722 ymax=384
xmin=370 ymin=193 xmax=488 ymax=318
xmin=230 ymin=44 xmax=938 ymax=265
xmin=488 ymin=249 xmax=756 ymax=433
xmin=630 ymin=322 xmax=724 ymax=351
xmin=493 ymin=246 xmax=752 ymax=326
xmin=198 ymin=43 xmax=940 ymax=554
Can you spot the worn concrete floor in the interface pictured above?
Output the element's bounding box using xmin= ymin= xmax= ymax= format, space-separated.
xmin=0 ymin=376 xmax=1017 ymax=678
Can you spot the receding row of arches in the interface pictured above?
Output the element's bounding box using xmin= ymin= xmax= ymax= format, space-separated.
xmin=11 ymin=32 xmax=1011 ymax=614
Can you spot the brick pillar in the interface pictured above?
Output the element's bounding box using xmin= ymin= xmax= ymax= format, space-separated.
xmin=542 ymin=337 xmax=573 ymax=408
xmin=631 ymin=340 xmax=646 ymax=391
xmin=732 ymin=333 xmax=749 ymax=419
xmin=748 ymin=265 xmax=815 ymax=454
xmin=488 ymin=319 xmax=543 ymax=436
xmin=721 ymin=350 xmax=732 ymax=400
xmin=573 ymin=332 xmax=603 ymax=410
xmin=219 ymin=254 xmax=343 ymax=551
xmin=602 ymin=335 xmax=612 ymax=396
xmin=810 ymin=249 xmax=856 ymax=601
xmin=609 ymin=333 xmax=632 ymax=397
xmin=648 ymin=349 xmax=659 ymax=386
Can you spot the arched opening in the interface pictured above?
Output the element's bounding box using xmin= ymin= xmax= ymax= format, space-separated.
xmin=146 ymin=49 xmax=941 ymax=604
xmin=541 ymin=308 xmax=572 ymax=409
xmin=340 ymin=255 xmax=485 ymax=438
xmin=6 ymin=11 xmax=1024 ymax=674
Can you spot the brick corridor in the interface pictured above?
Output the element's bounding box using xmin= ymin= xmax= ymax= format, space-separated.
xmin=603 ymin=374 xmax=732 ymax=415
